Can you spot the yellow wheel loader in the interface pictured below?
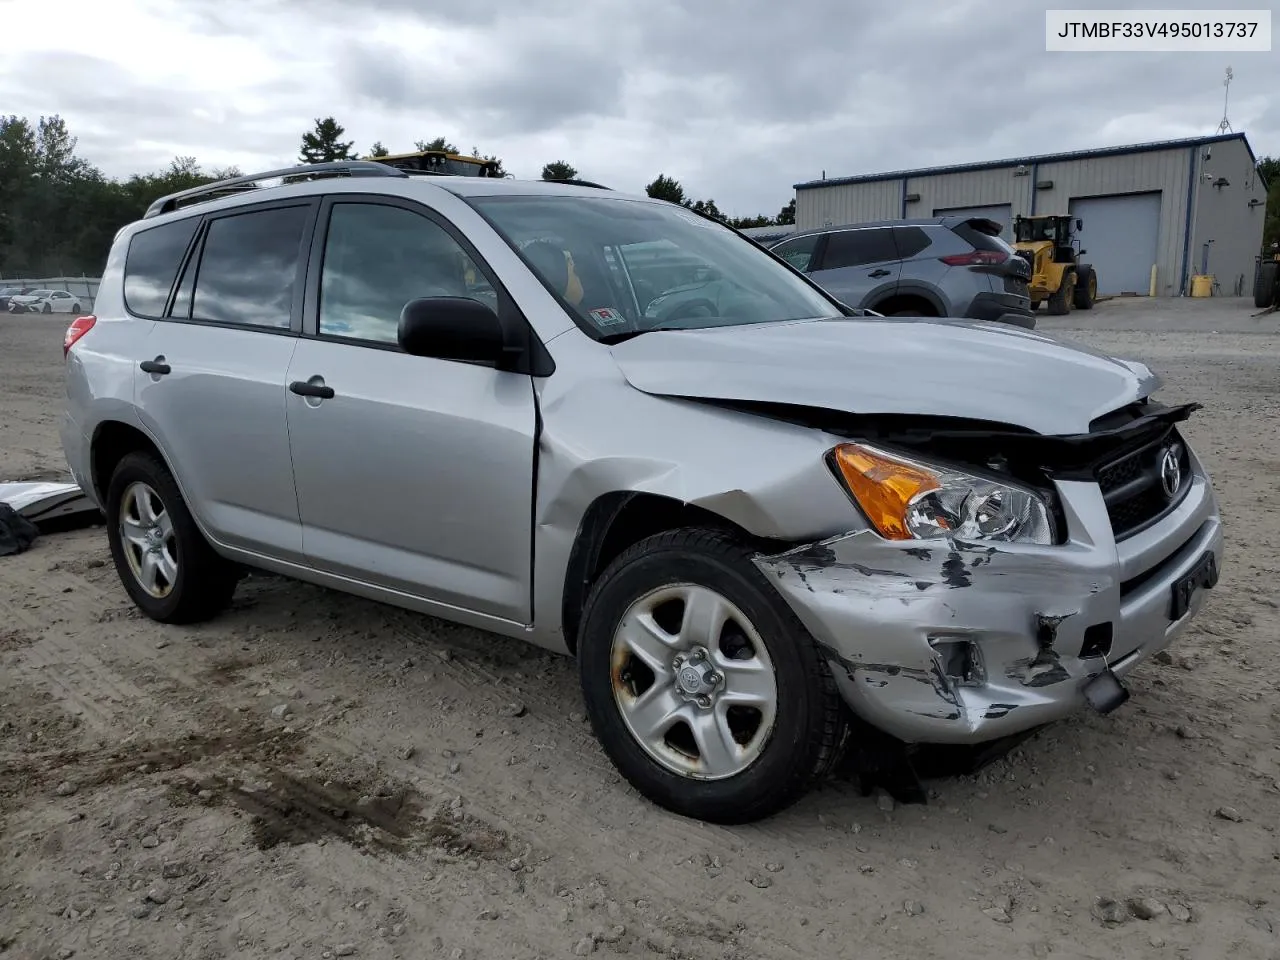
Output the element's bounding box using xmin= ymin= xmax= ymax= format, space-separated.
xmin=1012 ymin=214 xmax=1097 ymax=316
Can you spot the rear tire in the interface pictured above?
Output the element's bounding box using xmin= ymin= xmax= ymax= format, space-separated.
xmin=577 ymin=527 xmax=850 ymax=824
xmin=1254 ymin=261 xmax=1277 ymax=309
xmin=105 ymin=452 xmax=238 ymax=624
xmin=1073 ymin=265 xmax=1097 ymax=310
xmin=1047 ymin=272 xmax=1075 ymax=316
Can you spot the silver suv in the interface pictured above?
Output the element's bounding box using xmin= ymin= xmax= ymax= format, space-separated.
xmin=61 ymin=162 xmax=1223 ymax=823
xmin=769 ymin=217 xmax=1035 ymax=327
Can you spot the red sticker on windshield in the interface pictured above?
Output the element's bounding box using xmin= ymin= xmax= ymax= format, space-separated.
xmin=590 ymin=307 xmax=625 ymax=326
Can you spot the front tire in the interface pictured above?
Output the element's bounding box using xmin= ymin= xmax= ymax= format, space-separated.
xmin=1073 ymin=266 xmax=1097 ymax=310
xmin=1047 ymin=271 xmax=1075 ymax=315
xmin=105 ymin=452 xmax=238 ymax=624
xmin=578 ymin=528 xmax=850 ymax=823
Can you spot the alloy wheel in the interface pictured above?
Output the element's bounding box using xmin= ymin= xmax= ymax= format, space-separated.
xmin=609 ymin=583 xmax=778 ymax=780
xmin=119 ymin=481 xmax=178 ymax=598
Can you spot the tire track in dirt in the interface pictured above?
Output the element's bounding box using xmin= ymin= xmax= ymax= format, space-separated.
xmin=0 ymin=548 xmax=822 ymax=958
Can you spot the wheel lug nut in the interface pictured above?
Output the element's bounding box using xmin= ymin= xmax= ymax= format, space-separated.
xmin=696 ymin=695 xmax=711 ymax=708
xmin=707 ymin=673 xmax=722 ymax=685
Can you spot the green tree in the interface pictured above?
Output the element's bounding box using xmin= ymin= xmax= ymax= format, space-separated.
xmin=0 ymin=114 xmax=104 ymax=277
xmin=729 ymin=214 xmax=774 ymax=229
xmin=367 ymin=141 xmax=390 ymax=158
xmin=299 ymin=117 xmax=355 ymax=164
xmin=0 ymin=114 xmax=256 ymax=278
xmin=776 ymin=198 xmax=796 ymax=225
xmin=688 ymin=198 xmax=725 ymax=221
xmin=645 ymin=174 xmax=686 ymax=205
xmin=415 ymin=137 xmax=459 ymax=153
xmin=541 ymin=160 xmax=578 ymax=181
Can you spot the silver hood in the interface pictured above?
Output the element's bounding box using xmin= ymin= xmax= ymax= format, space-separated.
xmin=609 ymin=316 xmax=1159 ymax=437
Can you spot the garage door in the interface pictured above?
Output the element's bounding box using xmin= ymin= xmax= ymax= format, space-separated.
xmin=1068 ymin=192 xmax=1162 ymax=296
xmin=933 ymin=204 xmax=1014 ymax=241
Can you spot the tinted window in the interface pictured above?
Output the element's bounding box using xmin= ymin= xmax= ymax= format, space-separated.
xmin=820 ymin=228 xmax=898 ymax=270
xmin=124 ymin=218 xmax=200 ymax=318
xmin=953 ymin=220 xmax=1015 ymax=253
xmin=169 ymin=251 xmax=196 ymax=320
xmin=318 ymin=202 xmax=495 ymax=344
xmin=192 ymin=206 xmax=308 ymax=329
xmin=769 ymin=234 xmax=820 ymax=272
xmin=893 ymin=226 xmax=932 ymax=259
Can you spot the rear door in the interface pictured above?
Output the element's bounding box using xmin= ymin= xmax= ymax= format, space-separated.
xmin=807 ymin=226 xmax=901 ymax=308
xmin=132 ymin=200 xmax=314 ymax=562
xmin=284 ymin=196 xmax=538 ymax=624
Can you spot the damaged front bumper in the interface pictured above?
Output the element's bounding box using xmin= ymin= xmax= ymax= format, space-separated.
xmin=754 ymin=463 xmax=1223 ymax=745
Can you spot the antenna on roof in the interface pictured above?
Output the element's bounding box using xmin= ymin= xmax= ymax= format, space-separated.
xmin=1217 ymin=66 xmax=1234 ymax=134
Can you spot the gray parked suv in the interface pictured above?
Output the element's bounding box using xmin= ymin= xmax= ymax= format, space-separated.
xmin=769 ymin=217 xmax=1035 ymax=327
xmin=61 ymin=162 xmax=1222 ymax=823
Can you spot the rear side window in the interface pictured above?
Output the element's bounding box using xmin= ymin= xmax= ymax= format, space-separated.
xmin=953 ymin=220 xmax=1015 ymax=254
xmin=123 ymin=218 xmax=200 ymax=318
xmin=892 ymin=226 xmax=932 ymax=259
xmin=820 ymin=228 xmax=898 ymax=269
xmin=192 ymin=206 xmax=309 ymax=329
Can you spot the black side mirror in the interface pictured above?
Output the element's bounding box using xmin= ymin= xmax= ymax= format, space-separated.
xmin=1075 ymin=218 xmax=1083 ymax=230
xmin=398 ymin=297 xmax=504 ymax=364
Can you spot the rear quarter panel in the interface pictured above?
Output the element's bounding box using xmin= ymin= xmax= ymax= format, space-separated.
xmin=62 ymin=239 xmax=154 ymax=506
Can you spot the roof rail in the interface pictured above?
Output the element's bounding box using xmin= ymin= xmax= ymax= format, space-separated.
xmin=142 ymin=160 xmax=407 ymax=219
xmin=546 ymin=178 xmax=611 ymax=190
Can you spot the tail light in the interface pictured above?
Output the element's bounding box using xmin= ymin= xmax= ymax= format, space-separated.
xmin=940 ymin=250 xmax=1010 ymax=266
xmin=64 ymin=315 xmax=96 ymax=357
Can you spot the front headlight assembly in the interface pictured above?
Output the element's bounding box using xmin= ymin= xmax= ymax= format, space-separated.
xmin=829 ymin=443 xmax=1055 ymax=545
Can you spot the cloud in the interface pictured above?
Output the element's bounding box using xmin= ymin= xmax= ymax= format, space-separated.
xmin=0 ymin=0 xmax=1275 ymax=217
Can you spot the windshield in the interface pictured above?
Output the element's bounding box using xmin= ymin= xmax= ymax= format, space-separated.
xmin=443 ymin=158 xmax=488 ymax=176
xmin=1014 ymin=218 xmax=1068 ymax=244
xmin=30 ymin=289 xmax=52 ymax=297
xmin=468 ymin=195 xmax=841 ymax=338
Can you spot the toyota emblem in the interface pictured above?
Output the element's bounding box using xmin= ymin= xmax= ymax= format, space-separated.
xmin=1159 ymin=445 xmax=1183 ymax=499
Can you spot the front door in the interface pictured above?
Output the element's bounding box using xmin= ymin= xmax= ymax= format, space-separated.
xmin=284 ymin=197 xmax=538 ymax=624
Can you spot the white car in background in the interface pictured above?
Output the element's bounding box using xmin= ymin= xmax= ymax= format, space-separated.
xmin=8 ymin=289 xmax=85 ymax=314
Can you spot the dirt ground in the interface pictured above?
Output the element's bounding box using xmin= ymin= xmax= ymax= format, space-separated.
xmin=2 ymin=301 xmax=1278 ymax=960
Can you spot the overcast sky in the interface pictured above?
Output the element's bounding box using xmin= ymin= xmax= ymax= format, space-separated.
xmin=3 ymin=0 xmax=1277 ymax=217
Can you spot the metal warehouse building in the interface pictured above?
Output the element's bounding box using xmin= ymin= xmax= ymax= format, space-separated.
xmin=793 ymin=132 xmax=1267 ymax=298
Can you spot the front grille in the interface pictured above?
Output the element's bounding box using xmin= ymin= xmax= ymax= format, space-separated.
xmin=1096 ymin=428 xmax=1192 ymax=539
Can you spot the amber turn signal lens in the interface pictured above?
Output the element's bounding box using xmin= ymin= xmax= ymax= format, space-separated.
xmin=831 ymin=443 xmax=942 ymax=540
